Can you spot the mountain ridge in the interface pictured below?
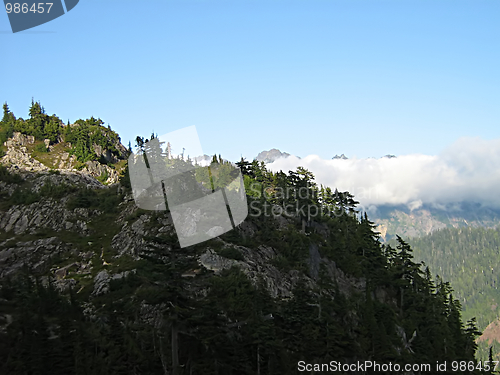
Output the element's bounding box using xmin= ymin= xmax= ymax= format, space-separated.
xmin=0 ymin=102 xmax=484 ymax=373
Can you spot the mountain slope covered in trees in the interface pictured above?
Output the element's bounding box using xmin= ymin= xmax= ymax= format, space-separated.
xmin=0 ymin=103 xmax=488 ymax=374
xmin=405 ymin=226 xmax=500 ymax=363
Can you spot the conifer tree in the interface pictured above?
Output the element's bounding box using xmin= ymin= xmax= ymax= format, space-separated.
xmin=0 ymin=102 xmax=15 ymax=144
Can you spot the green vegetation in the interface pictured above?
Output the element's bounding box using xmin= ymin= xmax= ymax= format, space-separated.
xmin=7 ymin=188 xmax=40 ymax=206
xmin=66 ymin=186 xmax=121 ymax=213
xmin=40 ymin=181 xmax=77 ymax=199
xmin=0 ymin=165 xmax=22 ymax=184
xmin=0 ymin=135 xmax=488 ymax=373
xmin=0 ymin=180 xmax=77 ymax=209
xmin=97 ymin=170 xmax=109 ymax=184
xmin=0 ymin=103 xmax=15 ymax=147
xmin=0 ymin=100 xmax=126 ymax=164
xmin=5 ymin=99 xmax=63 ymax=143
xmin=31 ymin=141 xmax=72 ymax=169
xmin=217 ymin=247 xmax=244 ymax=261
xmin=34 ymin=142 xmax=48 ymax=153
xmin=404 ymin=226 xmax=500 ymax=362
xmin=64 ymin=116 xmax=120 ymax=162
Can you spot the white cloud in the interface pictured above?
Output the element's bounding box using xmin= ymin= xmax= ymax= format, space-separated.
xmin=266 ymin=137 xmax=500 ymax=208
xmin=408 ymin=200 xmax=423 ymax=211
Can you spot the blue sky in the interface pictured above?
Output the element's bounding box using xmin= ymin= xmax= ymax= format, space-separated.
xmin=1 ymin=0 xmax=499 ymax=162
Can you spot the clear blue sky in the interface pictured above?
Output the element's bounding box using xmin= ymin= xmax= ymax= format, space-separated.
xmin=1 ymin=0 xmax=499 ymax=162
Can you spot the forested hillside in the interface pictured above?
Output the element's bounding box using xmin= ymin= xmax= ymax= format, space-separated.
xmin=405 ymin=226 xmax=500 ymax=363
xmin=0 ymin=103 xmax=489 ymax=374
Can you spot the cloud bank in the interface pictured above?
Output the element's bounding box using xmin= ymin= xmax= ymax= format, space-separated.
xmin=266 ymin=137 xmax=500 ymax=209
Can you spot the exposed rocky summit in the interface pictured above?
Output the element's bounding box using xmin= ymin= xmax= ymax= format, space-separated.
xmin=1 ymin=131 xmax=125 ymax=184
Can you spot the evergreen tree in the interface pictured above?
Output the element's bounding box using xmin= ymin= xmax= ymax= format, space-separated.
xmin=236 ymin=157 xmax=252 ymax=176
xmin=0 ymin=102 xmax=15 ymax=144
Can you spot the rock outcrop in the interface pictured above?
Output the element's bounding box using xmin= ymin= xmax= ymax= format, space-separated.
xmin=2 ymin=132 xmax=49 ymax=172
xmin=1 ymin=132 xmax=124 ymax=184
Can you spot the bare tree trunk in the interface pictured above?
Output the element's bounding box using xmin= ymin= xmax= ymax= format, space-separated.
xmin=158 ymin=330 xmax=169 ymax=375
xmin=257 ymin=344 xmax=261 ymax=375
xmin=400 ymin=287 xmax=403 ymax=316
xmin=172 ymin=317 xmax=179 ymax=375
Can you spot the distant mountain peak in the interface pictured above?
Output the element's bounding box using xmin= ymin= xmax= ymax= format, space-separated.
xmin=332 ymin=154 xmax=348 ymax=160
xmin=255 ymin=149 xmax=291 ymax=164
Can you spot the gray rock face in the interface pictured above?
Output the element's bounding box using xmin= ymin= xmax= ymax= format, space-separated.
xmin=2 ymin=132 xmax=49 ymax=172
xmin=54 ymin=278 xmax=77 ymax=293
xmin=82 ymin=161 xmax=120 ymax=184
xmin=0 ymin=313 xmax=13 ymax=334
xmin=198 ymin=245 xmax=298 ymax=299
xmin=31 ymin=172 xmax=105 ymax=191
xmin=0 ymin=197 xmax=93 ymax=235
xmin=111 ymin=210 xmax=174 ymax=259
xmin=4 ymin=132 xmax=35 ymax=147
xmin=92 ymin=270 xmax=111 ymax=296
xmin=112 ymin=215 xmax=151 ymax=258
xmin=198 ymin=248 xmax=239 ymax=273
xmin=93 ymin=145 xmax=115 ymax=163
xmin=0 ymin=237 xmax=74 ymax=278
xmin=92 ymin=269 xmax=136 ymax=296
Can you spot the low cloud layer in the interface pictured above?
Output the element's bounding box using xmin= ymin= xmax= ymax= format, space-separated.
xmin=266 ymin=137 xmax=500 ymax=209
